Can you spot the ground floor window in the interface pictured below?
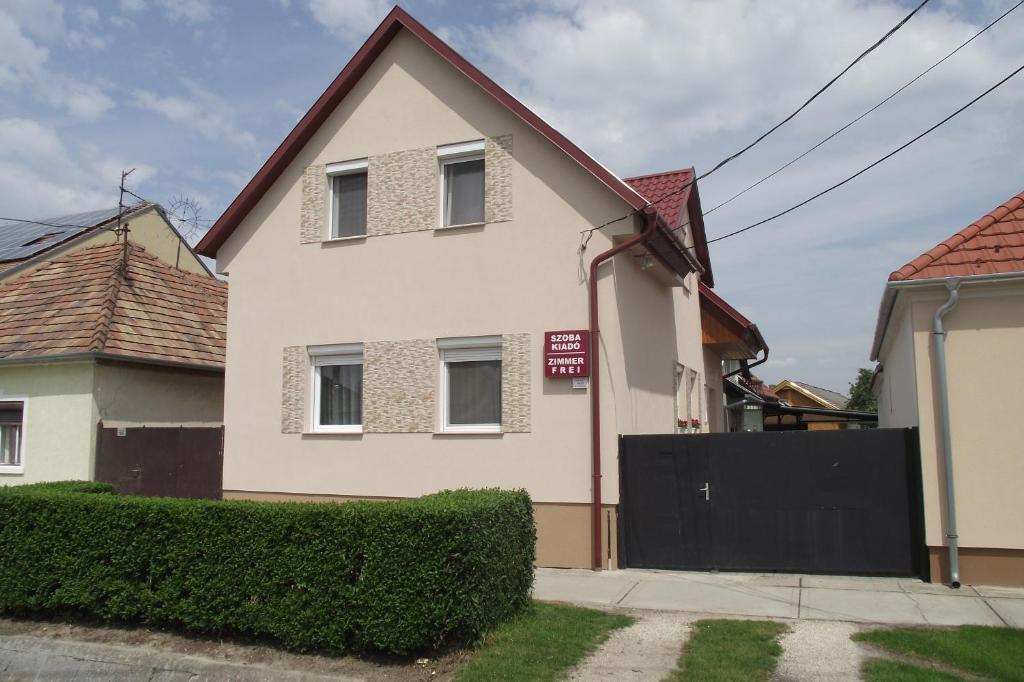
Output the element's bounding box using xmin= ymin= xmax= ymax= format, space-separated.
xmin=0 ymin=400 xmax=24 ymax=467
xmin=310 ymin=345 xmax=363 ymax=433
xmin=438 ymin=337 xmax=501 ymax=433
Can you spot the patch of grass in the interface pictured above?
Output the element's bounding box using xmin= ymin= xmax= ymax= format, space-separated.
xmin=454 ymin=602 xmax=632 ymax=682
xmin=855 ymin=626 xmax=1024 ymax=682
xmin=667 ymin=619 xmax=786 ymax=682
xmin=862 ymin=659 xmax=964 ymax=682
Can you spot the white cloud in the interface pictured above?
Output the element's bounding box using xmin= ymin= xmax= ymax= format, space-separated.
xmin=60 ymin=82 xmax=116 ymax=120
xmin=0 ymin=118 xmax=155 ymax=218
xmin=0 ymin=3 xmax=115 ymax=119
xmin=456 ymin=0 xmax=1024 ymax=388
xmin=306 ymin=0 xmax=390 ymax=43
xmin=132 ymin=80 xmax=255 ymax=149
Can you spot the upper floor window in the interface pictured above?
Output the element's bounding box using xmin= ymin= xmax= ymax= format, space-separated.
xmin=309 ymin=344 xmax=363 ymax=433
xmin=0 ymin=400 xmax=25 ymax=469
xmin=327 ymin=159 xmax=368 ymax=239
xmin=438 ymin=141 xmax=485 ymax=227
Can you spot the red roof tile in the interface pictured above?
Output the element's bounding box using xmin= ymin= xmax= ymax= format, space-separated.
xmin=624 ymin=168 xmax=715 ymax=286
xmin=890 ymin=189 xmax=1024 ymax=281
xmin=623 ymin=169 xmax=694 ymax=229
xmin=0 ymin=243 xmax=226 ymax=369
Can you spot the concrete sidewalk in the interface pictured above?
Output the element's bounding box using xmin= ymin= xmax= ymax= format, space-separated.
xmin=533 ymin=568 xmax=1024 ymax=627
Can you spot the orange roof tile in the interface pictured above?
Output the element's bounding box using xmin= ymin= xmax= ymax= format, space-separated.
xmin=0 ymin=243 xmax=226 ymax=369
xmin=890 ymin=189 xmax=1024 ymax=281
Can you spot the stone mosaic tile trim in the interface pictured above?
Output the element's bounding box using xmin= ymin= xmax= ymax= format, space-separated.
xmin=502 ymin=333 xmax=531 ymax=433
xmin=281 ymin=346 xmax=306 ymax=433
xmin=366 ymin=148 xmax=437 ymax=236
xmin=363 ymin=338 xmax=437 ymax=432
xmin=300 ymin=165 xmax=326 ymax=244
xmin=485 ymin=135 xmax=513 ymax=224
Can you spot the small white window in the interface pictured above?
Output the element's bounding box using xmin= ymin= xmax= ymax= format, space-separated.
xmin=309 ymin=344 xmax=363 ymax=433
xmin=438 ymin=141 xmax=485 ymax=228
xmin=439 ymin=337 xmax=501 ymax=433
xmin=327 ymin=159 xmax=368 ymax=239
xmin=0 ymin=400 xmax=25 ymax=470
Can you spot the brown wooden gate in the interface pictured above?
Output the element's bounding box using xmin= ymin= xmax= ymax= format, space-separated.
xmin=95 ymin=423 xmax=223 ymax=499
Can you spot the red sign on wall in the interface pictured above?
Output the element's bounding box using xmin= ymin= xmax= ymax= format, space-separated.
xmin=544 ymin=330 xmax=590 ymax=378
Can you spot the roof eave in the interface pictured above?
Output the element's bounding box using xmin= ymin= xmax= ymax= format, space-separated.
xmin=0 ymin=350 xmax=224 ymax=373
xmin=869 ymin=270 xmax=1024 ymax=360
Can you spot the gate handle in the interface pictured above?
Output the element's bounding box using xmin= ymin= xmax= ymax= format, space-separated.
xmin=699 ymin=482 xmax=710 ymax=501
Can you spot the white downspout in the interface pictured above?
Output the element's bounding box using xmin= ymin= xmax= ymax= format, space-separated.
xmin=932 ymin=279 xmax=961 ymax=588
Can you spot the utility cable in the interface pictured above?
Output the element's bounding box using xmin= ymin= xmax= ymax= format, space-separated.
xmin=705 ymin=61 xmax=1024 ymax=245
xmin=703 ymin=0 xmax=1024 ymax=216
xmin=578 ymin=0 xmax=932 ymax=248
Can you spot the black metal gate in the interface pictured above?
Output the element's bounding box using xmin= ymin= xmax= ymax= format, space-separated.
xmin=95 ymin=423 xmax=224 ymax=499
xmin=618 ymin=428 xmax=925 ymax=577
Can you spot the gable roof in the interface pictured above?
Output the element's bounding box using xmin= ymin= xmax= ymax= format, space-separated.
xmin=0 ymin=243 xmax=226 ymax=370
xmin=773 ymin=379 xmax=848 ymax=410
xmin=0 ymin=203 xmax=152 ymax=266
xmin=624 ymin=169 xmax=713 ymax=285
xmin=196 ymin=5 xmax=660 ymax=258
xmin=890 ymin=188 xmax=1024 ymax=281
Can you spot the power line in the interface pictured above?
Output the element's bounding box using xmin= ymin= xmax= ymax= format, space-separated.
xmin=703 ymin=0 xmax=1024 ymax=216
xmin=579 ymin=0 xmax=932 ymax=247
xmin=704 ymin=60 xmax=1024 ymax=245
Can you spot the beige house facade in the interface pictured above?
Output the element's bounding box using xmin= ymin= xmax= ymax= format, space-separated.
xmin=197 ymin=8 xmax=727 ymax=569
xmin=871 ymin=189 xmax=1024 ymax=586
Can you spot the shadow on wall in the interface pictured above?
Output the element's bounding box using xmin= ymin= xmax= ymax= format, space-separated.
xmin=612 ymin=256 xmax=677 ymax=430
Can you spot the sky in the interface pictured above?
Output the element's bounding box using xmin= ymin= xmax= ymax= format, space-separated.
xmin=1 ymin=0 xmax=1022 ymax=394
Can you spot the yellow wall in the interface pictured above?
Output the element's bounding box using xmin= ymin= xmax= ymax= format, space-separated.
xmin=0 ymin=362 xmax=97 ymax=484
xmin=94 ymin=362 xmax=223 ymax=427
xmin=215 ymin=25 xmax=703 ymax=534
xmin=877 ymin=278 xmax=1024 ymax=552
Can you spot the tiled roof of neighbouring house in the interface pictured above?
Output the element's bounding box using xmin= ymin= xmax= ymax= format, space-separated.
xmin=741 ymin=373 xmax=779 ymax=401
xmin=0 ymin=242 xmax=226 ymax=369
xmin=0 ymin=203 xmax=152 ymax=265
xmin=890 ymin=189 xmax=1024 ymax=281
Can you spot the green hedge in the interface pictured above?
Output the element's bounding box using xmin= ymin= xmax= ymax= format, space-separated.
xmin=0 ymin=485 xmax=535 ymax=654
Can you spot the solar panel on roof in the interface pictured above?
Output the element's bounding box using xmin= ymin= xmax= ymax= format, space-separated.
xmin=0 ymin=206 xmax=134 ymax=263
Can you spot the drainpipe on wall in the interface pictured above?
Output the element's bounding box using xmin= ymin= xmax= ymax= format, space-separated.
xmin=587 ymin=209 xmax=658 ymax=570
xmin=933 ymin=278 xmax=962 ymax=588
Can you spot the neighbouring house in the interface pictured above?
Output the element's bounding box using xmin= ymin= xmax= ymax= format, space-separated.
xmin=697 ymin=283 xmax=769 ymax=432
xmin=0 ymin=243 xmax=226 ymax=490
xmin=870 ymin=188 xmax=1024 ymax=587
xmin=767 ymin=379 xmax=873 ymax=430
xmin=194 ymin=7 xmax=744 ymax=569
xmin=0 ymin=202 xmax=211 ymax=282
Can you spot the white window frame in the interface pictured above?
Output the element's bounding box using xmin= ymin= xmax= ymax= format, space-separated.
xmin=308 ymin=343 xmax=363 ymax=434
xmin=438 ymin=336 xmax=502 ymax=434
xmin=0 ymin=397 xmax=27 ymax=474
xmin=326 ymin=158 xmax=368 ymax=241
xmin=437 ymin=140 xmax=486 ymax=229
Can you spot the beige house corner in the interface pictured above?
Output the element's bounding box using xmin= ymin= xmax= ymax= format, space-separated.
xmin=871 ymin=189 xmax=1024 ymax=586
